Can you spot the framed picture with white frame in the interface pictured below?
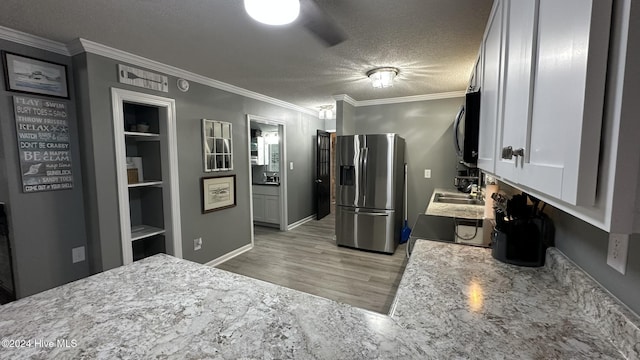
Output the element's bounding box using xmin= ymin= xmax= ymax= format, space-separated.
xmin=202 ymin=119 xmax=233 ymax=172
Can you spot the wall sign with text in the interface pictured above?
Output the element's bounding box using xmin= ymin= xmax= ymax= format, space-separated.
xmin=13 ymin=96 xmax=74 ymax=193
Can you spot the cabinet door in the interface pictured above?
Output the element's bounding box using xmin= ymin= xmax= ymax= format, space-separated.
xmin=477 ymin=0 xmax=505 ymax=173
xmin=518 ymin=0 xmax=611 ymax=205
xmin=264 ymin=195 xmax=280 ymax=224
xmin=252 ymin=194 xmax=265 ymax=222
xmin=494 ymin=0 xmax=538 ymax=181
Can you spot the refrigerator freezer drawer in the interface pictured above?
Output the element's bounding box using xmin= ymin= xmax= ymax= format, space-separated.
xmin=336 ymin=207 xmax=398 ymax=254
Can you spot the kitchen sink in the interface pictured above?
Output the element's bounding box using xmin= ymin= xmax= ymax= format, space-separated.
xmin=434 ymin=193 xmax=484 ymax=206
xmin=434 ymin=192 xmax=472 ymax=199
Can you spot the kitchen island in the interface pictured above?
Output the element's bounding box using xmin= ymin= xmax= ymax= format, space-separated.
xmin=0 ymin=241 xmax=637 ymax=359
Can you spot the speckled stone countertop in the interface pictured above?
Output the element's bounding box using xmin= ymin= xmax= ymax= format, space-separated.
xmin=425 ymin=187 xmax=484 ymax=220
xmin=1 ymin=241 xmax=637 ymax=359
xmin=391 ymin=241 xmax=636 ymax=359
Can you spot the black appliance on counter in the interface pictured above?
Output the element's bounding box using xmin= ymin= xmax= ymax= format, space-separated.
xmin=491 ymin=193 xmax=554 ymax=267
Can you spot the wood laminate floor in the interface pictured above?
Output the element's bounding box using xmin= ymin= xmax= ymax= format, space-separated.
xmin=215 ymin=212 xmax=408 ymax=314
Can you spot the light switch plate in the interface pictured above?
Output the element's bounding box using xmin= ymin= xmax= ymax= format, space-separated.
xmin=607 ymin=233 xmax=629 ymax=274
xmin=289 ymin=162 xmax=294 ymax=170
xmin=72 ymin=246 xmax=85 ymax=263
xmin=424 ymin=169 xmax=431 ymax=178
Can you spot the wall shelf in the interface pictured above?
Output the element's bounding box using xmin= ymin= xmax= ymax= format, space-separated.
xmin=128 ymin=181 xmax=163 ymax=188
xmin=124 ymin=131 xmax=160 ymax=138
xmin=130 ymin=225 xmax=166 ymax=242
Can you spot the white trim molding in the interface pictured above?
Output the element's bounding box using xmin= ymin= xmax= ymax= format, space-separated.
xmin=332 ymin=94 xmax=358 ymax=106
xmin=287 ymin=214 xmax=316 ymax=230
xmin=111 ymin=88 xmax=182 ymax=264
xmin=0 ymin=25 xmax=69 ymax=55
xmin=205 ymin=243 xmax=253 ymax=267
xmin=70 ymin=38 xmax=317 ymax=116
xmin=333 ymin=90 xmax=466 ymax=107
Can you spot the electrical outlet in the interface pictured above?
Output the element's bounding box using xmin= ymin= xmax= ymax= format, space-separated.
xmin=194 ymin=237 xmax=202 ymax=251
xmin=72 ymin=246 xmax=85 ymax=263
xmin=606 ymin=233 xmax=629 ymax=274
xmin=424 ymin=169 xmax=431 ymax=178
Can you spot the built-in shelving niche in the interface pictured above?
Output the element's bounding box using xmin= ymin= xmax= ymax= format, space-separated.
xmin=112 ymin=88 xmax=182 ymax=265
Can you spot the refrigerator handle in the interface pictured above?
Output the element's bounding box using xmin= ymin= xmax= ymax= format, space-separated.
xmin=361 ymin=147 xmax=369 ymax=203
xmin=341 ymin=208 xmax=389 ymax=216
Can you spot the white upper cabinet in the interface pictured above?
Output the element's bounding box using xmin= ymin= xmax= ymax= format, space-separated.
xmin=480 ymin=0 xmax=612 ymax=206
xmin=477 ymin=0 xmax=504 ymax=174
xmin=519 ymin=0 xmax=611 ymax=206
xmin=494 ymin=0 xmax=537 ymax=182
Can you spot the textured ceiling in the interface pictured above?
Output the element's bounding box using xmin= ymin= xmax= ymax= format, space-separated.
xmin=0 ymin=0 xmax=493 ymax=111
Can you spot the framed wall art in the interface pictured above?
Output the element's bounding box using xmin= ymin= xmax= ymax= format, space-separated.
xmin=202 ymin=119 xmax=233 ymax=172
xmin=201 ymin=175 xmax=236 ymax=213
xmin=2 ymin=51 xmax=69 ymax=99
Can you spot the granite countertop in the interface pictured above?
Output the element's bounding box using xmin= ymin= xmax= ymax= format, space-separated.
xmin=1 ymin=241 xmax=637 ymax=359
xmin=425 ymin=187 xmax=484 ymax=220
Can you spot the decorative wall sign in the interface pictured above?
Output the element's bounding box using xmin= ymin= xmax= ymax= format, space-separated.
xmin=118 ymin=64 xmax=169 ymax=92
xmin=201 ymin=175 xmax=236 ymax=213
xmin=2 ymin=51 xmax=69 ymax=99
xmin=13 ymin=96 xmax=73 ymax=192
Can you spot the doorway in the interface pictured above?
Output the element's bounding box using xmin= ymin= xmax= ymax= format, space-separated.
xmin=246 ymin=115 xmax=287 ymax=234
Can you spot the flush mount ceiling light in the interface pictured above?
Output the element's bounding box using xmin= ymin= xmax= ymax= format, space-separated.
xmin=318 ymin=105 xmax=335 ymax=120
xmin=244 ymin=0 xmax=300 ymax=25
xmin=366 ymin=67 xmax=400 ymax=88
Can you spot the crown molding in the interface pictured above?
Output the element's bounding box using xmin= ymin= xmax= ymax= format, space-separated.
xmin=0 ymin=25 xmax=69 ymax=55
xmin=73 ymin=38 xmax=317 ymax=116
xmin=356 ymin=91 xmax=466 ymax=106
xmin=333 ymin=91 xmax=465 ymax=107
xmin=332 ymin=94 xmax=357 ymax=106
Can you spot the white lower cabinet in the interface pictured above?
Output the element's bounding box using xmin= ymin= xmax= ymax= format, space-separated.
xmin=252 ymin=185 xmax=280 ymax=225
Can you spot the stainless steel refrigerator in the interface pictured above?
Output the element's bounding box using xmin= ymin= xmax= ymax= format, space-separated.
xmin=336 ymin=134 xmax=405 ymax=254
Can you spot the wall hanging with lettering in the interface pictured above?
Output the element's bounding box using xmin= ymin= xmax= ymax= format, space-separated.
xmin=13 ymin=96 xmax=74 ymax=192
xmin=118 ymin=64 xmax=169 ymax=92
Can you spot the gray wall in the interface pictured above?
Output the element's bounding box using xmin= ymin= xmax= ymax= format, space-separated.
xmin=0 ymin=39 xmax=89 ymax=298
xmin=548 ymin=209 xmax=640 ymax=315
xmin=336 ymin=100 xmax=355 ymax=135
xmin=352 ymin=97 xmax=463 ymax=225
xmin=75 ymin=52 xmax=322 ymax=268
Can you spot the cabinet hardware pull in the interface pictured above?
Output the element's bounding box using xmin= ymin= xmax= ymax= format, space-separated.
xmin=513 ymin=148 xmax=525 ymax=157
xmin=501 ymin=146 xmax=513 ymax=159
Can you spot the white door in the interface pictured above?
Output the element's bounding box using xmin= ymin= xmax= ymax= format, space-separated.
xmin=252 ymin=194 xmax=265 ymax=222
xmin=477 ymin=0 xmax=505 ymax=173
xmin=518 ymin=0 xmax=611 ymax=205
xmin=264 ymin=196 xmax=280 ymax=224
xmin=494 ymin=0 xmax=538 ymax=181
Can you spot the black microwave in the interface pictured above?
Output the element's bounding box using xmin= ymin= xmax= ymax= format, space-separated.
xmin=454 ymin=91 xmax=481 ymax=164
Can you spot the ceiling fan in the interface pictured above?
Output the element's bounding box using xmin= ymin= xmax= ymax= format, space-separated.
xmin=244 ymin=0 xmax=347 ymax=47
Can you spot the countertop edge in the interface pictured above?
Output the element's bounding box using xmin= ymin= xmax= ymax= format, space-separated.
xmin=545 ymin=248 xmax=640 ymax=360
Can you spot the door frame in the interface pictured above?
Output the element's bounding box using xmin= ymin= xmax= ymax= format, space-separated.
xmin=111 ymin=88 xmax=183 ymax=264
xmin=246 ymin=115 xmax=288 ymax=233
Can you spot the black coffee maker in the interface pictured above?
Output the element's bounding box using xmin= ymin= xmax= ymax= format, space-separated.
xmin=491 ymin=193 xmax=554 ymax=267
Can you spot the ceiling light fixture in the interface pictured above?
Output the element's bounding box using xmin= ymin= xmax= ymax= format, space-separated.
xmin=318 ymin=105 xmax=335 ymax=120
xmin=244 ymin=0 xmax=300 ymax=26
xmin=366 ymin=67 xmax=400 ymax=88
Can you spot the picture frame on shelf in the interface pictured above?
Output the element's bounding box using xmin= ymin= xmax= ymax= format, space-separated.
xmin=201 ymin=175 xmax=236 ymax=213
xmin=2 ymin=51 xmax=69 ymax=99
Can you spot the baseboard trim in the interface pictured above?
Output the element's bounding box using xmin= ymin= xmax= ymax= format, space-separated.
xmin=287 ymin=214 xmax=316 ymax=230
xmin=205 ymin=243 xmax=253 ymax=267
